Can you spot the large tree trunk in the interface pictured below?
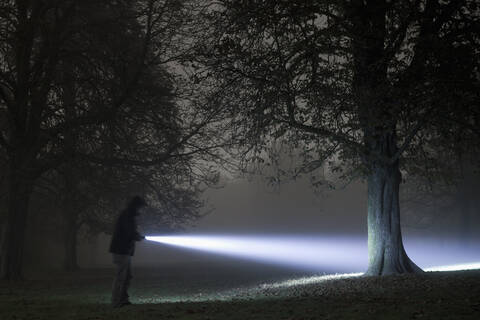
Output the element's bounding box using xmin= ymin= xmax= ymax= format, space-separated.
xmin=1 ymin=160 xmax=35 ymax=280
xmin=347 ymin=0 xmax=422 ymax=276
xmin=0 ymin=222 xmax=6 ymax=273
xmin=365 ymin=135 xmax=423 ymax=276
xmin=61 ymin=68 xmax=80 ymax=272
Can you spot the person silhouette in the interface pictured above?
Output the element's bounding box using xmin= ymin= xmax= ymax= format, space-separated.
xmin=109 ymin=195 xmax=146 ymax=307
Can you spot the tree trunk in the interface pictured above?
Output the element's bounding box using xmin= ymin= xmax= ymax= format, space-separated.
xmin=1 ymin=160 xmax=35 ymax=280
xmin=458 ymin=160 xmax=477 ymax=247
xmin=0 ymin=222 xmax=6 ymax=272
xmin=365 ymin=137 xmax=422 ymax=276
xmin=458 ymin=196 xmax=471 ymax=247
xmin=347 ymin=0 xmax=422 ymax=276
xmin=63 ymin=208 xmax=79 ymax=271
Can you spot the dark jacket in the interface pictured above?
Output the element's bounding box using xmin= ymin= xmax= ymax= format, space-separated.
xmin=109 ymin=208 xmax=143 ymax=256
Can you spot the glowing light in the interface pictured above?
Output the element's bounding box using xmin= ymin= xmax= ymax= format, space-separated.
xmin=261 ymin=272 xmax=363 ymax=289
xmin=139 ymin=236 xmax=480 ymax=304
xmin=145 ymin=235 xmax=480 ymax=273
xmin=425 ymin=262 xmax=480 ymax=272
xmin=146 ymin=235 xmax=367 ymax=272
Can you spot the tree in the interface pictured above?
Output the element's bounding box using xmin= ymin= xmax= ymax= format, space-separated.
xmin=194 ymin=0 xmax=480 ymax=275
xmin=31 ymin=151 xmax=209 ymax=271
xmin=0 ymin=0 xmax=151 ymax=279
xmin=0 ymin=0 xmax=228 ymax=280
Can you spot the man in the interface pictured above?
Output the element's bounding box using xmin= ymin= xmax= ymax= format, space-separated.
xmin=109 ymin=195 xmax=146 ymax=308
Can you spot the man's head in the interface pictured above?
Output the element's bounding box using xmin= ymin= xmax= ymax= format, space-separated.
xmin=127 ymin=196 xmax=146 ymax=215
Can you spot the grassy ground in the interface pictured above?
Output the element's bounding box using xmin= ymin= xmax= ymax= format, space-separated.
xmin=1 ymin=263 xmax=479 ymax=319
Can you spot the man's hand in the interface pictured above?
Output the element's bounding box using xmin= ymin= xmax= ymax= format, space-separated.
xmin=134 ymin=233 xmax=145 ymax=241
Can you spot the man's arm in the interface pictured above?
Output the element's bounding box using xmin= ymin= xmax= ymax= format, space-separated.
xmin=133 ymin=231 xmax=145 ymax=241
xmin=132 ymin=217 xmax=145 ymax=241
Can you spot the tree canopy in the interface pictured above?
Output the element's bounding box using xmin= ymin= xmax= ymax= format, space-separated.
xmin=192 ymin=0 xmax=480 ymax=275
xmin=0 ymin=0 xmax=229 ymax=279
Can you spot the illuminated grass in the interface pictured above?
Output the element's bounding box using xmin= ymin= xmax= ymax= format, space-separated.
xmin=425 ymin=262 xmax=480 ymax=272
xmin=132 ymin=272 xmax=368 ymax=303
xmin=132 ymin=262 xmax=480 ymax=304
xmin=259 ymin=272 xmax=363 ymax=289
xmin=2 ymin=266 xmax=480 ymax=320
xmin=133 ymin=261 xmax=480 ymax=304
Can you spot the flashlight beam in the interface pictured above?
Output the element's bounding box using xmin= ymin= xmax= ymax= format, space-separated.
xmin=146 ymin=235 xmax=367 ymax=272
xmin=145 ymin=235 xmax=480 ymax=273
xmin=424 ymin=262 xmax=480 ymax=272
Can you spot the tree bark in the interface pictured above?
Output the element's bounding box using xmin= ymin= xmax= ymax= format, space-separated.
xmin=365 ymin=135 xmax=423 ymax=276
xmin=0 ymin=222 xmax=6 ymax=273
xmin=1 ymin=159 xmax=35 ymax=280
xmin=347 ymin=0 xmax=422 ymax=276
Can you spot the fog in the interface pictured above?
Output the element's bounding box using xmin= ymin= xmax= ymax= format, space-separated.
xmin=22 ymin=171 xmax=480 ymax=274
xmin=135 ymin=175 xmax=479 ymax=271
xmin=195 ymin=176 xmax=367 ymax=234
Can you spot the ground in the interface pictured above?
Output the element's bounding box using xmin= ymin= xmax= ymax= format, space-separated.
xmin=1 ymin=261 xmax=479 ymax=319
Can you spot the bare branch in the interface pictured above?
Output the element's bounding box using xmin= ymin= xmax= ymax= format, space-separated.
xmin=391 ymin=106 xmax=436 ymax=164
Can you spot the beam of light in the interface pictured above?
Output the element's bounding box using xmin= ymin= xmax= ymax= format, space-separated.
xmin=139 ymin=235 xmax=480 ymax=304
xmin=146 ymin=235 xmax=480 ymax=273
xmin=424 ymin=262 xmax=480 ymax=272
xmin=260 ymin=272 xmax=364 ymax=289
xmin=146 ymin=235 xmax=368 ymax=272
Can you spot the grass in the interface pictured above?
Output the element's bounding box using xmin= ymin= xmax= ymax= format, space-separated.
xmin=1 ymin=262 xmax=480 ymax=319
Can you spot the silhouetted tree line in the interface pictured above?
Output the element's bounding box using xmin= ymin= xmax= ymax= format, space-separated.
xmin=0 ymin=0 xmax=229 ymax=279
xmin=1 ymin=0 xmax=479 ymax=279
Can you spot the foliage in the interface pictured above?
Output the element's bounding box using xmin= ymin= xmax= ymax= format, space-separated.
xmin=0 ymin=0 xmax=231 ymax=277
xmin=192 ymin=0 xmax=480 ymax=184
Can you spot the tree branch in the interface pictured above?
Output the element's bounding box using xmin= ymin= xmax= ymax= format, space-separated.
xmin=384 ymin=0 xmax=421 ymax=62
xmin=277 ymin=117 xmax=365 ymax=154
xmin=0 ymin=130 xmax=12 ymax=151
xmin=402 ymin=0 xmax=465 ymax=82
xmin=391 ymin=105 xmax=436 ymax=164
xmin=0 ymin=83 xmax=13 ymax=110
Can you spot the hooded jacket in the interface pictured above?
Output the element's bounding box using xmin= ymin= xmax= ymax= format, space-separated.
xmin=109 ymin=207 xmax=143 ymax=256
